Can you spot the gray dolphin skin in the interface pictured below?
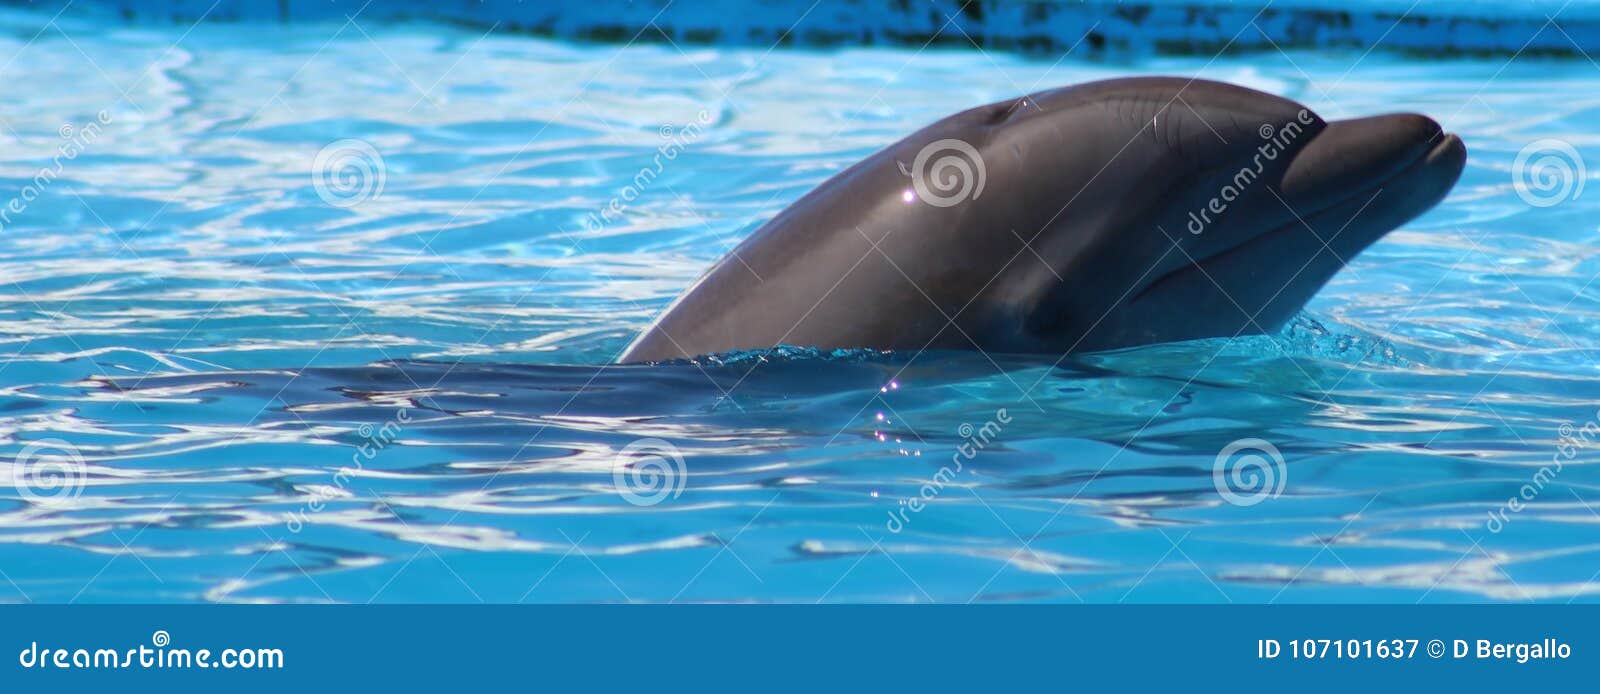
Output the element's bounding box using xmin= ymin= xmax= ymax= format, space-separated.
xmin=619 ymin=77 xmax=1466 ymax=363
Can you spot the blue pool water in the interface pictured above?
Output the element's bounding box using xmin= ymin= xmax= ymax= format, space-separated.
xmin=1 ymin=9 xmax=1599 ymax=603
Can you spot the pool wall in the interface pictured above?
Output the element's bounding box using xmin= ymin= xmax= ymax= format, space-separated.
xmin=14 ymin=0 xmax=1600 ymax=56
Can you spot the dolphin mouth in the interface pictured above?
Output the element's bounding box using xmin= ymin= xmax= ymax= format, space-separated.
xmin=1275 ymin=113 xmax=1465 ymax=226
xmin=1146 ymin=114 xmax=1465 ymax=292
xmin=1125 ymin=114 xmax=1466 ymax=337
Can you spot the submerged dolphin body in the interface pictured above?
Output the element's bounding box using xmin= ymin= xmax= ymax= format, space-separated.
xmin=620 ymin=77 xmax=1466 ymax=363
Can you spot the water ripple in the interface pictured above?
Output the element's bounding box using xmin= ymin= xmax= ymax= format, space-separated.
xmin=0 ymin=13 xmax=1594 ymax=603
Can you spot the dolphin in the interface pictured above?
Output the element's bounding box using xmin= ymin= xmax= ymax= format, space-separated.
xmin=619 ymin=77 xmax=1466 ymax=363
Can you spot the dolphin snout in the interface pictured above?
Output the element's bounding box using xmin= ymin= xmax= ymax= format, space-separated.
xmin=1114 ymin=109 xmax=1465 ymax=346
xmin=1278 ymin=113 xmax=1454 ymax=213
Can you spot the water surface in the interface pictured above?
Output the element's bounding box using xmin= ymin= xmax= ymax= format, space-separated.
xmin=0 ymin=11 xmax=1597 ymax=603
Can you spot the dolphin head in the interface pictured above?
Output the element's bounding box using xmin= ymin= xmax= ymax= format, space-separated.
xmin=973 ymin=78 xmax=1466 ymax=354
xmin=617 ymin=77 xmax=1466 ymax=364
